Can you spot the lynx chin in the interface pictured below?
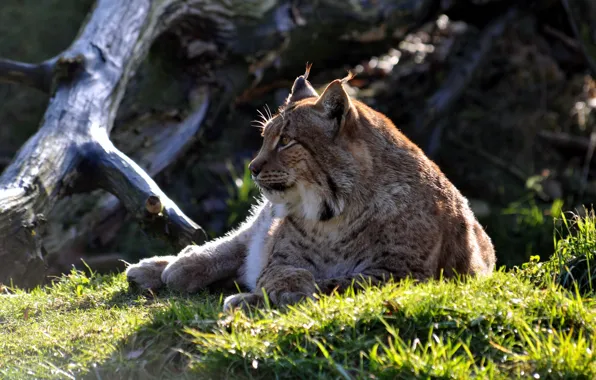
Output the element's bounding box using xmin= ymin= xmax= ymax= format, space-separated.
xmin=126 ymin=65 xmax=496 ymax=311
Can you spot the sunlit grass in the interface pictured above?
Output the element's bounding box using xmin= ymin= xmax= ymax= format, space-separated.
xmin=185 ymin=271 xmax=595 ymax=379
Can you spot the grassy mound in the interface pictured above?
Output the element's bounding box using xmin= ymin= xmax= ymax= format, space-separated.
xmin=1 ymin=213 xmax=595 ymax=379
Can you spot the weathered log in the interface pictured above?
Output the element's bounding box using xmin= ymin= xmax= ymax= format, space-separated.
xmin=0 ymin=0 xmax=242 ymax=288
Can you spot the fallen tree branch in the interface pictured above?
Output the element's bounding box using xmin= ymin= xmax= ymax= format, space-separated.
xmin=83 ymin=137 xmax=206 ymax=246
xmin=0 ymin=0 xmax=238 ymax=288
xmin=44 ymin=96 xmax=211 ymax=261
xmin=80 ymin=98 xmax=211 ymax=247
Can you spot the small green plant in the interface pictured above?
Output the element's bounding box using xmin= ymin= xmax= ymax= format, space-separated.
xmin=222 ymin=159 xmax=260 ymax=229
xmin=552 ymin=208 xmax=596 ymax=294
xmin=517 ymin=207 xmax=596 ymax=295
xmin=503 ymin=195 xmax=563 ymax=231
xmin=487 ymin=195 xmax=563 ymax=267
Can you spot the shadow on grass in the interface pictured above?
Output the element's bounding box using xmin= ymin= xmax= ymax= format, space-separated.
xmin=83 ymin=279 xmax=242 ymax=380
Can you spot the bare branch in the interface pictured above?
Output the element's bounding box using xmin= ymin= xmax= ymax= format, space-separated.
xmin=82 ymin=136 xmax=207 ymax=248
xmin=78 ymin=96 xmax=211 ymax=248
xmin=0 ymin=58 xmax=55 ymax=92
xmin=538 ymin=130 xmax=592 ymax=153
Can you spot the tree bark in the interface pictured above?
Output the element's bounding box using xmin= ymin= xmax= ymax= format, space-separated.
xmin=0 ymin=0 xmax=240 ymax=288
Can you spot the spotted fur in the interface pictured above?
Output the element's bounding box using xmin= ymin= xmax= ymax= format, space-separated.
xmin=126 ymin=67 xmax=496 ymax=311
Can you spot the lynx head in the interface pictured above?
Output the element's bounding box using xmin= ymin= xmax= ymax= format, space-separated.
xmin=249 ymin=65 xmax=371 ymax=221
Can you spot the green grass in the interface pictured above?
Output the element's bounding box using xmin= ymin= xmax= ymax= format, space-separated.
xmin=2 ymin=213 xmax=596 ymax=379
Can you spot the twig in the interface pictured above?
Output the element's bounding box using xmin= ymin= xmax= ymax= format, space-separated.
xmin=537 ymin=130 xmax=591 ymax=152
xmin=542 ymin=25 xmax=581 ymax=52
xmin=0 ymin=58 xmax=55 ymax=93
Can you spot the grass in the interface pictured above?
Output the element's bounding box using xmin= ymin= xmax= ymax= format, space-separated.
xmin=1 ymin=213 xmax=596 ymax=379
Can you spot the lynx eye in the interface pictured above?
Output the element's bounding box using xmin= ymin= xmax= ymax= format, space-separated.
xmin=277 ymin=135 xmax=294 ymax=149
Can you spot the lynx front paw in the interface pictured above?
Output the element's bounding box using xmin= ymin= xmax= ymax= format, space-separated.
xmin=222 ymin=291 xmax=313 ymax=312
xmin=161 ymin=246 xmax=211 ymax=293
xmin=223 ymin=293 xmax=264 ymax=312
xmin=274 ymin=291 xmax=314 ymax=307
xmin=125 ymin=255 xmax=176 ymax=290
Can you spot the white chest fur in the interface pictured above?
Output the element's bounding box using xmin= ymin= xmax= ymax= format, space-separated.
xmin=240 ymin=203 xmax=286 ymax=290
xmin=241 ymin=225 xmax=268 ymax=290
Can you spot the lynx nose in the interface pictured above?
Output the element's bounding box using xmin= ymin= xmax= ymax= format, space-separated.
xmin=249 ymin=161 xmax=262 ymax=176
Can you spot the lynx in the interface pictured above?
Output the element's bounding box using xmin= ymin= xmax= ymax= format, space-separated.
xmin=126 ymin=66 xmax=496 ymax=311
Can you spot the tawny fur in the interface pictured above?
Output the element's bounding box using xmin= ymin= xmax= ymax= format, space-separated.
xmin=126 ymin=69 xmax=496 ymax=311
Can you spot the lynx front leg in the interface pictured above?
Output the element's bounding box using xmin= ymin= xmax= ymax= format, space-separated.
xmin=127 ymin=198 xmax=273 ymax=293
xmin=125 ymin=255 xmax=177 ymax=290
xmin=125 ymin=240 xmax=244 ymax=293
xmin=223 ymin=265 xmax=317 ymax=311
xmin=161 ymin=241 xmax=245 ymax=293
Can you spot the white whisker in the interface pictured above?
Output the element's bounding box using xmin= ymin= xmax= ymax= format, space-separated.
xmin=252 ymin=106 xmax=276 ymax=130
xmin=256 ymin=109 xmax=268 ymax=123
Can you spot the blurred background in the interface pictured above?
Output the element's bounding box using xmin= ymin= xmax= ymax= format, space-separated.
xmin=1 ymin=0 xmax=595 ymax=279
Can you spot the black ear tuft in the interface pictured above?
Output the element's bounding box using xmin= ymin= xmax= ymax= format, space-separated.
xmin=287 ymin=63 xmax=318 ymax=103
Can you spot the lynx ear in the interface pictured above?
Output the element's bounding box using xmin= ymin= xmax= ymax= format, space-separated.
xmin=315 ymin=74 xmax=353 ymax=129
xmin=287 ymin=63 xmax=318 ymax=103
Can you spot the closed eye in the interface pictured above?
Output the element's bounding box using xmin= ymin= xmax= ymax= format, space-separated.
xmin=277 ymin=135 xmax=296 ymax=150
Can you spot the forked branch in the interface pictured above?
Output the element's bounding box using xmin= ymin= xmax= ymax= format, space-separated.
xmin=0 ymin=0 xmax=234 ymax=287
xmin=78 ymin=100 xmax=212 ymax=248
